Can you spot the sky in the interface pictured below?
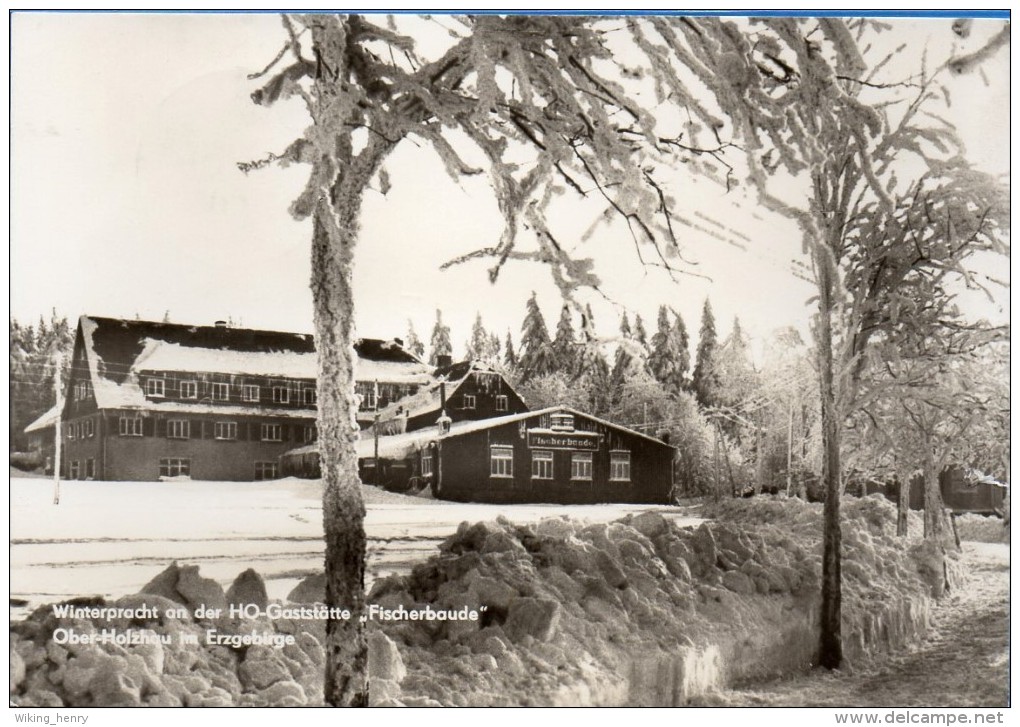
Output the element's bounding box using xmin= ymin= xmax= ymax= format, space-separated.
xmin=8 ymin=12 xmax=1011 ymax=359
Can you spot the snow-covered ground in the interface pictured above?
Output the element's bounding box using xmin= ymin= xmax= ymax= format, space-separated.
xmin=713 ymin=542 xmax=1010 ymax=707
xmin=9 ymin=477 xmax=701 ymax=615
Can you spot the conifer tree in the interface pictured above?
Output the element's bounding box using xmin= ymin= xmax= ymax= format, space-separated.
xmin=551 ymin=305 xmax=578 ymax=372
xmin=648 ymin=305 xmax=686 ymax=394
xmin=518 ymin=293 xmax=555 ymax=380
xmin=465 ymin=312 xmax=490 ymax=362
xmin=428 ymin=309 xmax=452 ymax=366
xmin=503 ymin=330 xmax=517 ymax=370
xmin=488 ymin=332 xmax=501 ymax=363
xmin=619 ymin=311 xmax=632 ymax=339
xmin=404 ymin=319 xmax=425 ymax=360
xmin=672 ymin=310 xmax=691 ymax=388
xmin=633 ymin=313 xmax=648 ymax=348
xmin=692 ymin=299 xmax=720 ymax=409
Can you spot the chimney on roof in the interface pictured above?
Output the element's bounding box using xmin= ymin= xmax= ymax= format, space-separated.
xmin=214 ymin=320 xmax=228 ymax=329
xmin=393 ymin=337 xmax=404 ymax=347
xmin=436 ymin=354 xmax=452 ymax=368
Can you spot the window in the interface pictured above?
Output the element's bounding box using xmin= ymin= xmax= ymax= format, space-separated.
xmin=167 ymin=420 xmax=190 ymax=439
xmin=67 ymin=423 xmax=76 ymax=441
xmin=211 ymin=382 xmax=230 ymax=401
xmin=85 ymin=459 xmax=95 ymax=479
xmin=180 ymin=381 xmax=198 ymax=399
xmin=303 ymin=387 xmax=317 ymax=406
xmin=119 ymin=417 xmax=143 ymax=437
xmin=462 ymin=394 xmax=476 ymax=410
xmin=242 ymin=385 xmax=260 ymax=403
xmin=421 ymin=451 xmax=434 ymax=477
xmin=495 ymin=395 xmax=509 ymax=412
xmin=357 ymin=383 xmax=376 ymax=411
xmin=571 ymin=452 xmax=593 ymax=481
xmin=490 ymin=445 xmax=513 ymax=478
xmin=214 ymin=422 xmax=237 ymax=440
xmin=610 ymin=451 xmax=631 ymax=482
xmin=272 ymin=386 xmax=290 ymax=404
xmin=532 ymin=450 xmax=554 ymax=480
xmin=70 ymin=461 xmax=80 ymax=479
xmin=159 ymin=458 xmax=191 ymax=478
xmin=261 ymin=423 xmax=282 ymax=442
xmin=255 ymin=462 xmax=278 ymax=481
xmin=550 ymin=413 xmax=575 ymax=432
xmin=303 ymin=425 xmax=317 ymax=443
xmin=74 ymin=381 xmax=92 ymax=401
xmin=146 ymin=378 xmax=165 ymax=397
xmin=84 ymin=419 xmax=95 ymax=438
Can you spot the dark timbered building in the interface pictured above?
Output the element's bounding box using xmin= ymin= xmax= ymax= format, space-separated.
xmin=57 ymin=315 xmax=430 ymax=481
xmin=348 ymin=406 xmax=675 ymax=505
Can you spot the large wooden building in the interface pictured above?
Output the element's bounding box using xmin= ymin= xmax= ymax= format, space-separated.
xmin=55 ymin=315 xmax=431 ymax=482
xmin=347 ymin=406 xmax=676 ymax=505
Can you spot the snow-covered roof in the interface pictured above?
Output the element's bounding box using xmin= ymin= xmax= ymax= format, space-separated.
xmin=370 ymin=360 xmax=515 ymax=422
xmin=24 ymin=405 xmax=60 ymax=433
xmin=432 ymin=405 xmax=674 ymax=447
xmin=286 ymin=405 xmax=672 ymax=464
xmin=134 ymin=340 xmax=318 ymax=378
xmin=77 ymin=315 xmax=432 ymax=412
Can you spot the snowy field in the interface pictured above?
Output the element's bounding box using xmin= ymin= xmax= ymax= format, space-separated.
xmin=9 ymin=477 xmax=701 ymax=615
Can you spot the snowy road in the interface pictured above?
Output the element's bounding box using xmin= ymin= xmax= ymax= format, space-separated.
xmin=717 ymin=542 xmax=1010 ymax=708
xmin=9 ymin=477 xmax=701 ymax=614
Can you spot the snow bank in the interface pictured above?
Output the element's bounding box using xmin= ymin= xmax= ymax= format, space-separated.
xmin=954 ymin=513 xmax=1009 ymax=544
xmin=365 ymin=496 xmax=956 ymax=706
xmin=10 ymin=495 xmax=956 ymax=707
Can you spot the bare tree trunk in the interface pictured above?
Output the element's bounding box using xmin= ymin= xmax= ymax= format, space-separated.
xmin=312 ymin=200 xmax=369 ymax=706
xmin=816 ymin=265 xmax=842 ymax=670
xmin=897 ymin=473 xmax=910 ymax=537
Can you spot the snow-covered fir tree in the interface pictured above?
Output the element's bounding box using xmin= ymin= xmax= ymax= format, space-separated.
xmin=551 ymin=305 xmax=578 ymax=373
xmin=518 ymin=293 xmax=556 ymax=381
xmin=692 ymin=299 xmax=720 ymax=409
xmin=404 ymin=319 xmax=425 ymax=360
xmin=428 ymin=309 xmax=452 ymax=366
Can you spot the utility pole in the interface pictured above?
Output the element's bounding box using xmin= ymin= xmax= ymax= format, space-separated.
xmin=52 ymin=352 xmax=63 ymax=505
xmin=786 ymin=397 xmax=794 ymax=496
xmin=373 ymin=413 xmax=380 ymax=488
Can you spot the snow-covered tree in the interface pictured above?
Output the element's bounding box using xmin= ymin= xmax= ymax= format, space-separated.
xmin=618 ymin=312 xmax=632 ymax=340
xmin=428 ymin=309 xmax=453 ymax=366
xmin=551 ymin=305 xmax=578 ymax=373
xmin=518 ymin=293 xmax=556 ymax=381
xmin=723 ymin=20 xmax=1009 ymax=667
xmin=10 ymin=312 xmax=73 ymax=452
xmin=647 ymin=306 xmax=673 ymax=386
xmin=671 ymin=311 xmax=691 ymax=389
xmin=692 ymin=299 xmax=720 ymax=409
xmin=404 ymin=319 xmax=425 ymax=360
xmin=633 ymin=313 xmax=648 ymax=349
xmin=503 ymin=330 xmax=517 ymax=370
xmin=464 ymin=312 xmax=490 ymax=362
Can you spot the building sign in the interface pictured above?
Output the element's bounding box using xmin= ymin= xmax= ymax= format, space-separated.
xmin=527 ymin=430 xmax=599 ymax=451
